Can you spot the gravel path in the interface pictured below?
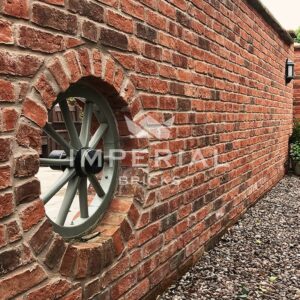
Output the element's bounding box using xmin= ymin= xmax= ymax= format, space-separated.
xmin=158 ymin=175 xmax=300 ymax=300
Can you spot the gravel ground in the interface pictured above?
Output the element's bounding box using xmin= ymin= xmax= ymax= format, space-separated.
xmin=158 ymin=175 xmax=300 ymax=300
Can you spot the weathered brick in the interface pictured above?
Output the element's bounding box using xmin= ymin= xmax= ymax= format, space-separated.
xmin=19 ymin=200 xmax=45 ymax=231
xmin=120 ymin=0 xmax=144 ymax=20
xmin=0 ymin=193 xmax=14 ymax=218
xmin=0 ymin=79 xmax=15 ymax=102
xmin=14 ymin=153 xmax=39 ymax=178
xmin=0 ymin=244 xmax=32 ymax=276
xmin=16 ymin=121 xmax=42 ymax=151
xmin=44 ymin=235 xmax=66 ymax=269
xmin=14 ymin=179 xmax=40 ymax=204
xmin=63 ymin=50 xmax=82 ymax=83
xmin=111 ymin=271 xmax=137 ymax=300
xmin=2 ymin=0 xmax=29 ymax=19
xmin=68 ymin=0 xmax=104 ymax=23
xmin=0 ymin=19 xmax=13 ymax=44
xmin=107 ymin=10 xmax=133 ymax=33
xmin=100 ymin=28 xmax=128 ymax=50
xmin=18 ymin=26 xmax=65 ymax=53
xmin=29 ymin=219 xmax=53 ymax=254
xmin=34 ymin=74 xmax=57 ymax=108
xmin=0 ymin=265 xmax=47 ymax=299
xmin=0 ymin=107 xmax=19 ymax=132
xmin=26 ymin=279 xmax=72 ymax=300
xmin=6 ymin=220 xmax=21 ymax=243
xmin=40 ymin=0 xmax=65 ymax=5
xmin=48 ymin=57 xmax=70 ymax=91
xmin=0 ymin=165 xmax=11 ymax=190
xmin=22 ymin=97 xmax=48 ymax=127
xmin=0 ymin=137 xmax=11 ymax=162
xmin=0 ymin=50 xmax=43 ymax=77
xmin=32 ymin=3 xmax=78 ymax=35
xmin=81 ymin=20 xmax=98 ymax=42
xmin=136 ymin=23 xmax=157 ymax=42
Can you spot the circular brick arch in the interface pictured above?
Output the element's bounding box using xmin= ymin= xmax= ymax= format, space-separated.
xmin=14 ymin=46 xmax=149 ymax=288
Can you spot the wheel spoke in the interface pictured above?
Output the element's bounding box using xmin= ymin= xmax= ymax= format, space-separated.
xmin=59 ymin=99 xmax=82 ymax=149
xmin=88 ymin=174 xmax=105 ymax=197
xmin=79 ymin=101 xmax=93 ymax=147
xmin=79 ymin=177 xmax=89 ymax=218
xmin=89 ymin=123 xmax=108 ymax=149
xmin=43 ymin=123 xmax=70 ymax=155
xmin=56 ymin=176 xmax=80 ymax=226
xmin=41 ymin=168 xmax=76 ymax=204
xmin=40 ymin=158 xmax=73 ymax=168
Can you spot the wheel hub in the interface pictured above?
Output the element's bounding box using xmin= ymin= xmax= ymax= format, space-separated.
xmin=48 ymin=149 xmax=104 ymax=176
xmin=74 ymin=148 xmax=104 ymax=176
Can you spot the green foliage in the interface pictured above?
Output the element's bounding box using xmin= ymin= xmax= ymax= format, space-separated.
xmin=290 ymin=121 xmax=300 ymax=143
xmin=295 ymin=27 xmax=300 ymax=43
xmin=290 ymin=142 xmax=300 ymax=161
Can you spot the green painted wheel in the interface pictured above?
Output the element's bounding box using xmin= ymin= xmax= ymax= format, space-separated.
xmin=40 ymin=84 xmax=120 ymax=238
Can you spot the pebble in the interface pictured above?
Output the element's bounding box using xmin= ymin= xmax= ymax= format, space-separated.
xmin=158 ymin=175 xmax=300 ymax=300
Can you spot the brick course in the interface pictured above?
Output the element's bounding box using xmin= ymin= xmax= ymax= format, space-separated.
xmin=0 ymin=0 xmax=294 ymax=299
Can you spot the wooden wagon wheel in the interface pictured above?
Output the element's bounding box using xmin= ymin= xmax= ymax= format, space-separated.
xmin=40 ymin=84 xmax=120 ymax=238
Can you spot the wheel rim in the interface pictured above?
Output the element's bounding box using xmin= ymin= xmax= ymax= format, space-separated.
xmin=40 ymin=84 xmax=120 ymax=238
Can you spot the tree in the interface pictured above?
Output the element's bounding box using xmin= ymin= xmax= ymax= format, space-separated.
xmin=295 ymin=27 xmax=300 ymax=43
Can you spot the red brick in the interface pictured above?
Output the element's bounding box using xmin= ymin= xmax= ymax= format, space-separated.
xmin=107 ymin=10 xmax=134 ymax=33
xmin=32 ymin=3 xmax=78 ymax=35
xmin=138 ymin=223 xmax=160 ymax=245
xmin=61 ymin=288 xmax=82 ymax=300
xmin=81 ymin=20 xmax=99 ymax=42
xmin=0 ymin=19 xmax=13 ymax=44
xmin=0 ymin=165 xmax=11 ymax=190
xmin=125 ymin=278 xmax=150 ymax=300
xmin=18 ymin=26 xmax=65 ymax=53
xmin=19 ymin=200 xmax=45 ymax=231
xmin=40 ymin=0 xmax=64 ymax=5
xmin=0 ymin=193 xmax=14 ymax=218
xmin=6 ymin=220 xmax=21 ymax=243
xmin=48 ymin=57 xmax=70 ymax=91
xmin=136 ymin=58 xmax=158 ymax=75
xmin=0 ymin=79 xmax=15 ymax=102
xmin=92 ymin=49 xmax=102 ymax=77
xmin=29 ymin=219 xmax=54 ymax=254
xmin=64 ymin=50 xmax=82 ymax=83
xmin=22 ymin=97 xmax=48 ymax=127
xmin=34 ymin=74 xmax=57 ymax=108
xmin=111 ymin=271 xmax=137 ymax=300
xmin=110 ymin=52 xmax=136 ymax=70
xmin=2 ymin=0 xmax=29 ymax=19
xmin=120 ymin=0 xmax=144 ymax=20
xmin=0 ymin=50 xmax=43 ymax=77
xmin=16 ymin=121 xmax=42 ymax=151
xmin=68 ymin=0 xmax=104 ymax=23
xmin=78 ymin=48 xmax=92 ymax=77
xmin=26 ymin=279 xmax=72 ymax=300
xmin=100 ymin=28 xmax=128 ymax=50
xmin=0 ymin=265 xmax=47 ymax=299
xmin=60 ymin=245 xmax=78 ymax=277
xmin=14 ymin=153 xmax=39 ymax=178
xmin=0 ymin=224 xmax=6 ymax=248
xmin=44 ymin=235 xmax=66 ymax=269
xmin=14 ymin=178 xmax=40 ymax=204
xmin=1 ymin=107 xmax=19 ymax=131
xmin=0 ymin=244 xmax=32 ymax=276
xmin=143 ymin=235 xmax=163 ymax=258
xmin=0 ymin=137 xmax=11 ymax=162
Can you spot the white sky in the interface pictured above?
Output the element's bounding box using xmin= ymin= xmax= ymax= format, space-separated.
xmin=259 ymin=0 xmax=300 ymax=30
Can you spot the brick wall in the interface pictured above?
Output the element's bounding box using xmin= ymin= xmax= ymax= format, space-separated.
xmin=294 ymin=46 xmax=300 ymax=120
xmin=0 ymin=0 xmax=294 ymax=299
